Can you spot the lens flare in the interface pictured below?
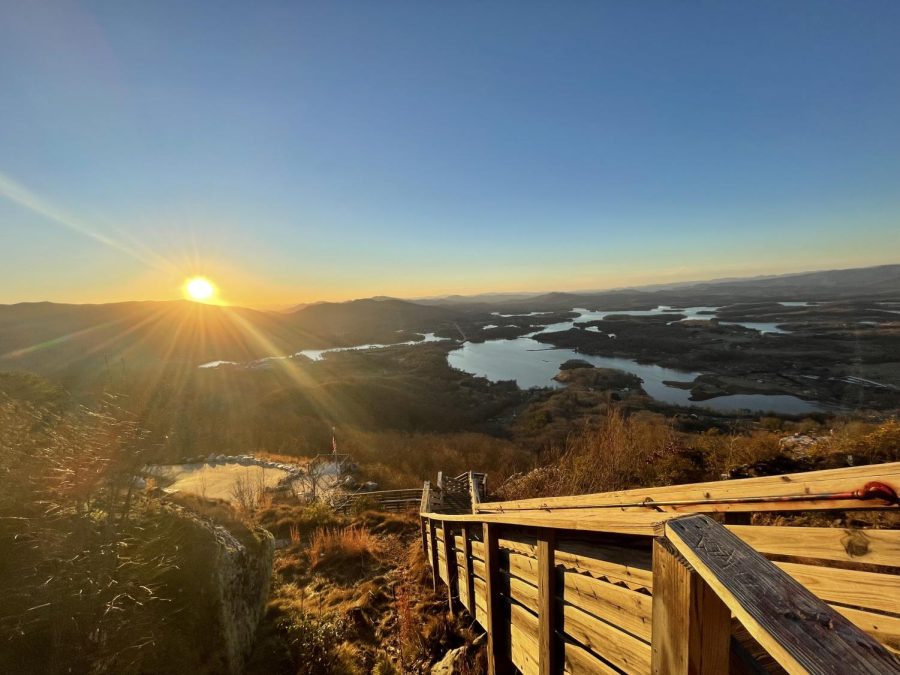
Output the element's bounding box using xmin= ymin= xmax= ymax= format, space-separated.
xmin=184 ymin=276 xmax=216 ymax=302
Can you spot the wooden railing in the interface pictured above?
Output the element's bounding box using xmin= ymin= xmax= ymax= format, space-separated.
xmin=420 ymin=462 xmax=900 ymax=674
xmin=334 ymin=488 xmax=423 ymax=513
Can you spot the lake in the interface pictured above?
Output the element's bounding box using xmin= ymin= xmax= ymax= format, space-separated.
xmin=450 ymin=308 xmax=824 ymax=414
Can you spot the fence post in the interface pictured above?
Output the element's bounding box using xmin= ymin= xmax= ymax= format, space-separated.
xmin=444 ymin=520 xmax=459 ymax=617
xmin=468 ymin=470 xmax=481 ymax=509
xmin=537 ymin=530 xmax=558 ymax=675
xmin=483 ymin=522 xmax=511 ymax=675
xmin=651 ymin=538 xmax=730 ymax=675
xmin=429 ymin=518 xmax=440 ymax=592
xmin=461 ymin=523 xmax=474 ymax=614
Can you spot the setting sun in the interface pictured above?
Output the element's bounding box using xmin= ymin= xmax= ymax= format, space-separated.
xmin=184 ymin=276 xmax=216 ymax=303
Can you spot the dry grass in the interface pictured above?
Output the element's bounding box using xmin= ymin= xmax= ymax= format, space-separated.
xmin=307 ymin=525 xmax=383 ymax=571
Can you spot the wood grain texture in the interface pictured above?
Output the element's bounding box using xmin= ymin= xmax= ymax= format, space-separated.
xmin=510 ymin=601 xmax=540 ymax=675
xmin=562 ymin=639 xmax=620 ymax=675
xmin=429 ymin=519 xmax=440 ymax=592
xmin=538 ymin=532 xmax=558 ymax=675
xmin=422 ymin=508 xmax=670 ymax=535
xmin=561 ymin=601 xmax=652 ymax=674
xmin=650 ymin=539 xmax=730 ymax=675
xmin=774 ymin=561 xmax=900 ymax=615
xmin=444 ymin=520 xmax=459 ymax=617
xmin=461 ymin=524 xmax=475 ymax=618
xmin=666 ymin=514 xmax=900 ymax=675
xmin=483 ymin=523 xmax=512 ymax=675
xmin=729 ymin=525 xmax=900 ymax=567
xmin=476 ymin=462 xmax=900 ymax=514
xmin=562 ymin=569 xmax=653 ymax=642
xmin=556 ymin=539 xmax=654 ymax=591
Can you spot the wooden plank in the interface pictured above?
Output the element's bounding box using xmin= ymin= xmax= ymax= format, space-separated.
xmin=666 ymin=514 xmax=900 ymax=675
xmin=475 ymin=462 xmax=900 ymax=514
xmin=556 ymin=539 xmax=654 ymax=591
xmin=834 ymin=606 xmax=900 ymax=654
xmin=422 ymin=508 xmax=669 ymax=536
xmin=444 ymin=520 xmax=459 ymax=617
xmin=508 ymin=574 xmax=539 ymax=614
xmin=510 ymin=602 xmax=540 ymax=675
xmin=421 ymin=517 xmax=428 ymax=561
xmin=562 ymin=639 xmax=620 ymax=675
xmin=508 ymin=551 xmax=539 ymax=585
xmin=500 ymin=533 xmax=539 ymax=557
xmin=483 ymin=523 xmax=512 ymax=675
xmin=562 ymin=569 xmax=653 ymax=642
xmin=473 ymin=557 xmax=487 ymax=581
xmin=462 ymin=524 xmax=475 ymax=618
xmin=474 ymin=575 xmax=488 ymax=627
xmin=775 ymin=561 xmax=900 ymax=615
xmin=561 ymin=601 xmax=652 ymax=674
xmin=429 ymin=518 xmax=440 ymax=592
xmin=650 ymin=538 xmax=730 ymax=675
xmin=472 ymin=539 xmax=485 ymax=560
xmin=538 ymin=531 xmax=558 ymax=675
xmin=729 ymin=525 xmax=900 ymax=567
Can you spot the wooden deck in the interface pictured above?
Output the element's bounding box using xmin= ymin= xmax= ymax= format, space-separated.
xmin=420 ymin=462 xmax=900 ymax=674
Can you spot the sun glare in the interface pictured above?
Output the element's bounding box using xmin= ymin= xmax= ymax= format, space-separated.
xmin=184 ymin=276 xmax=216 ymax=303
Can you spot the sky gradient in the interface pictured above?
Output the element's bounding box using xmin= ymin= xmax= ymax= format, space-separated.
xmin=2 ymin=1 xmax=899 ymax=306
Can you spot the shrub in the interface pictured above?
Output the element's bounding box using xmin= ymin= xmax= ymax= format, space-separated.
xmin=281 ymin=611 xmax=348 ymax=675
xmin=307 ymin=525 xmax=382 ymax=572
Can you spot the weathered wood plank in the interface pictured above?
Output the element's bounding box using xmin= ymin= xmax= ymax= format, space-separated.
xmin=500 ymin=533 xmax=539 ymax=557
xmin=429 ymin=519 xmax=440 ymax=592
xmin=651 ymin=538 xmax=730 ymax=675
xmin=510 ymin=602 xmax=540 ymax=675
xmin=774 ymin=561 xmax=900 ymax=615
xmin=562 ymin=569 xmax=653 ymax=642
xmin=444 ymin=520 xmax=459 ymax=616
xmin=508 ymin=551 xmax=539 ymax=585
xmin=421 ymin=508 xmax=670 ymax=535
xmin=462 ymin=524 xmax=475 ymax=618
xmin=484 ymin=523 xmax=512 ymax=675
xmin=474 ymin=575 xmax=488 ymax=626
xmin=561 ymin=601 xmax=652 ymax=674
xmin=562 ymin=639 xmax=620 ymax=675
xmin=508 ymin=574 xmax=539 ymax=614
xmin=476 ymin=462 xmax=900 ymax=514
xmin=666 ymin=514 xmax=900 ymax=674
xmin=473 ymin=556 xmax=487 ymax=581
xmin=834 ymin=606 xmax=900 ymax=654
xmin=538 ymin=532 xmax=558 ymax=675
xmin=729 ymin=525 xmax=900 ymax=567
xmin=556 ymin=539 xmax=654 ymax=590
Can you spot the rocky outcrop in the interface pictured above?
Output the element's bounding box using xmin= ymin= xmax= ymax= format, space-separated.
xmin=154 ymin=506 xmax=274 ymax=675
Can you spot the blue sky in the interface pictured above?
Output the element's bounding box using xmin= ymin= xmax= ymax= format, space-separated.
xmin=1 ymin=1 xmax=899 ymax=305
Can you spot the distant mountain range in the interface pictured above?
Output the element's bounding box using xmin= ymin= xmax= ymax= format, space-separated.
xmin=1 ymin=264 xmax=897 ymax=377
xmin=415 ymin=264 xmax=900 ymax=307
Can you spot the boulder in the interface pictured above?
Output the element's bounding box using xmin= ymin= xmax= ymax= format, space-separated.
xmin=431 ymin=646 xmax=467 ymax=675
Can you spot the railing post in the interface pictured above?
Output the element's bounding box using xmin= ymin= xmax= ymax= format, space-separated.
xmin=461 ymin=523 xmax=474 ymax=614
xmin=468 ymin=470 xmax=481 ymax=510
xmin=429 ymin=518 xmax=440 ymax=592
xmin=483 ymin=522 xmax=511 ymax=675
xmin=420 ymin=517 xmax=428 ymax=560
xmin=444 ymin=520 xmax=459 ymax=617
xmin=651 ymin=538 xmax=730 ymax=675
xmin=537 ymin=529 xmax=558 ymax=675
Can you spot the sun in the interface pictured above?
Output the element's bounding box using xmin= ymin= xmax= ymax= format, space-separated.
xmin=183 ymin=276 xmax=216 ymax=303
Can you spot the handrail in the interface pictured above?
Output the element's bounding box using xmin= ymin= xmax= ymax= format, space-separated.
xmin=420 ymin=463 xmax=900 ymax=674
xmin=474 ymin=462 xmax=900 ymax=514
xmin=664 ymin=514 xmax=899 ymax=674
